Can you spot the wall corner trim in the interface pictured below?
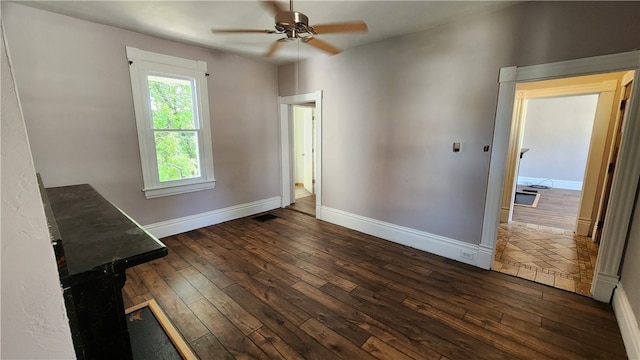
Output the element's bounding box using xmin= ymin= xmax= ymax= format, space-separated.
xmin=321 ymin=206 xmax=484 ymax=268
xmin=143 ymin=196 xmax=281 ymax=238
xmin=612 ymin=285 xmax=640 ymax=360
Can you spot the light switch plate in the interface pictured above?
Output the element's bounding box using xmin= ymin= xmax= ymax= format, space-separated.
xmin=453 ymin=142 xmax=461 ymax=152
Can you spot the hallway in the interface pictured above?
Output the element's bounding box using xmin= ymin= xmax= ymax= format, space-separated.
xmin=493 ymin=187 xmax=598 ymax=296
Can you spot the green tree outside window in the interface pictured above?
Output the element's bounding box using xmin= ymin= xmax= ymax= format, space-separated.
xmin=148 ymin=76 xmax=200 ymax=182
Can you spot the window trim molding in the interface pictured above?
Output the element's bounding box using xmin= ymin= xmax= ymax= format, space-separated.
xmin=126 ymin=46 xmax=215 ymax=199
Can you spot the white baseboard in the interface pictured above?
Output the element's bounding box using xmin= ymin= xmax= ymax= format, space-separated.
xmin=144 ymin=196 xmax=281 ymax=238
xmin=592 ymin=272 xmax=620 ymax=302
xmin=499 ymin=207 xmax=510 ymax=223
xmin=576 ymin=216 xmax=592 ymax=237
xmin=321 ymin=206 xmax=482 ymax=267
xmin=613 ymin=285 xmax=640 ymax=360
xmin=517 ymin=176 xmax=583 ymax=191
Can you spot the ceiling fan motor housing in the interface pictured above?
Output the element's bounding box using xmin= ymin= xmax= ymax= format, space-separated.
xmin=275 ymin=11 xmax=311 ymax=36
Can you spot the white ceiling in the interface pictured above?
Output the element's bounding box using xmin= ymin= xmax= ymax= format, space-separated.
xmin=15 ymin=0 xmax=518 ymax=64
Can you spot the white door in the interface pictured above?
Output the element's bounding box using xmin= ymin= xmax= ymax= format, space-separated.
xmin=303 ymin=107 xmax=314 ymax=194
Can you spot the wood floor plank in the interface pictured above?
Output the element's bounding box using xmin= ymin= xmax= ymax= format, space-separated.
xmin=252 ymin=271 xmax=371 ymax=347
xmin=120 ymin=208 xmax=627 ymax=360
xmin=291 ymin=281 xmax=442 ymax=360
xmin=137 ymin=268 xmax=209 ymax=342
xmin=500 ymin=314 xmax=625 ymax=360
xmin=361 ymin=336 xmax=417 ymax=360
xmin=223 ymin=284 xmax=337 ymax=360
xmin=402 ymin=298 xmax=552 ymax=360
xmin=479 ymin=281 xmax=623 ymax=338
xmin=189 ymin=298 xmax=269 ymax=359
xmin=190 ymin=333 xmax=234 ymax=360
xmin=179 ymin=266 xmax=262 ymax=336
xmin=463 ymin=311 xmax=584 ymax=360
xmin=170 ymin=234 xmax=236 ymax=288
xmin=299 ymin=318 xmax=377 ymax=360
xmin=541 ymin=317 xmax=626 ymax=356
xmin=151 ymin=261 xmax=203 ymax=305
xmin=248 ymin=326 xmax=305 ymax=360
xmin=322 ymin=283 xmax=496 ymax=360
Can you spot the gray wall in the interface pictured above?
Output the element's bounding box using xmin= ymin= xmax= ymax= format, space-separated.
xmin=3 ymin=2 xmax=281 ymax=226
xmin=519 ymin=94 xmax=598 ymax=184
xmin=620 ymin=191 xmax=640 ymax=333
xmin=278 ymin=1 xmax=640 ymax=244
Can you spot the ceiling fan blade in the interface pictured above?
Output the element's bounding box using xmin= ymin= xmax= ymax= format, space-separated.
xmin=303 ymin=37 xmax=342 ymax=55
xmin=211 ymin=29 xmax=277 ymax=34
xmin=265 ymin=40 xmax=286 ymax=57
xmin=310 ymin=21 xmax=368 ymax=34
xmin=263 ymin=0 xmax=286 ymax=16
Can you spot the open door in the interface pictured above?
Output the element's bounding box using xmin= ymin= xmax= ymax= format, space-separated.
xmin=303 ymin=107 xmax=314 ymax=194
xmin=594 ymin=74 xmax=634 ymax=244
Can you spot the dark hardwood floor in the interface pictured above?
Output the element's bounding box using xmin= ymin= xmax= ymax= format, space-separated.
xmin=123 ymin=209 xmax=626 ymax=359
xmin=288 ymin=194 xmax=316 ymax=217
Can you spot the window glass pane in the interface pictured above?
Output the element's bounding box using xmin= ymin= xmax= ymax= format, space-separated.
xmin=147 ymin=75 xmax=196 ymax=130
xmin=154 ymin=131 xmax=201 ymax=182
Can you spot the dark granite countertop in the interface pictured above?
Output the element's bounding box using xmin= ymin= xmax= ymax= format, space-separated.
xmin=46 ymin=184 xmax=167 ymax=288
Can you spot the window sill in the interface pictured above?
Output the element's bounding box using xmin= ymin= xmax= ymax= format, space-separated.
xmin=142 ymin=180 xmax=215 ymax=199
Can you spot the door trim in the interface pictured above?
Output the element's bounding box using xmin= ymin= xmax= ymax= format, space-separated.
xmin=480 ymin=50 xmax=640 ymax=302
xmin=279 ymin=91 xmax=323 ymax=219
xmin=500 ymin=78 xmax=620 ymax=236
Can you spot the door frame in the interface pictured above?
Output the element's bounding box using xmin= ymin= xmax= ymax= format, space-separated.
xmin=594 ymin=72 xmax=635 ymax=245
xmin=279 ymin=91 xmax=323 ymax=218
xmin=500 ymin=77 xmax=621 ymax=237
xmin=480 ymin=50 xmax=640 ymax=302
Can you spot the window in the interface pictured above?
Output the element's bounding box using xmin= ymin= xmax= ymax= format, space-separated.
xmin=126 ymin=47 xmax=215 ymax=198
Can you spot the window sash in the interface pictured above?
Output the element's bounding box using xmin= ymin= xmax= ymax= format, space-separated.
xmin=146 ymin=73 xmax=200 ymax=131
xmin=127 ymin=46 xmax=215 ymax=198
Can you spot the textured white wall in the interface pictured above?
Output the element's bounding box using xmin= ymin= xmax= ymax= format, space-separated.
xmin=1 ymin=28 xmax=75 ymax=359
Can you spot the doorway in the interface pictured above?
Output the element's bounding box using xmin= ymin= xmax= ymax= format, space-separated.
xmin=512 ymin=93 xmax=598 ymax=230
xmin=481 ymin=54 xmax=640 ymax=302
xmin=291 ymin=104 xmax=316 ymax=216
xmin=493 ymin=71 xmax=632 ymax=295
xmin=279 ymin=91 xmax=323 ymax=219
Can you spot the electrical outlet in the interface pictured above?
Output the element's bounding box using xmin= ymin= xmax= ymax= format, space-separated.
xmin=460 ymin=251 xmax=474 ymax=261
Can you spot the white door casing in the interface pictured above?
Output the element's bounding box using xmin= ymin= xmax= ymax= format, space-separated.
xmin=481 ymin=51 xmax=640 ymax=303
xmin=279 ymin=91 xmax=323 ymax=218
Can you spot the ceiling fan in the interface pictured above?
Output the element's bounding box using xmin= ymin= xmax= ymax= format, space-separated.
xmin=211 ymin=0 xmax=368 ymax=57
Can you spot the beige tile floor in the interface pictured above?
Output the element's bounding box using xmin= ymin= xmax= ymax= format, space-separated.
xmin=492 ymin=221 xmax=599 ymax=296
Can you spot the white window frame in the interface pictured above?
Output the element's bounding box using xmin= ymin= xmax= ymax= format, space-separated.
xmin=126 ymin=46 xmax=215 ymax=199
